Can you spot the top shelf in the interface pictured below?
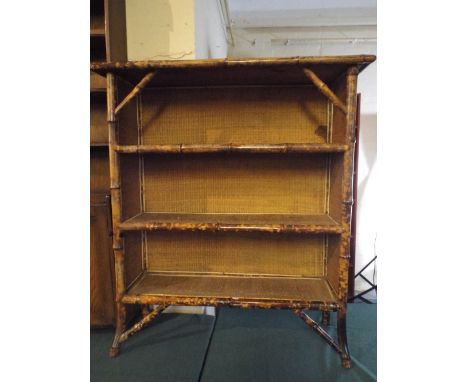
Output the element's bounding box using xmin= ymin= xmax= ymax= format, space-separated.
xmin=90 ymin=55 xmax=376 ymax=87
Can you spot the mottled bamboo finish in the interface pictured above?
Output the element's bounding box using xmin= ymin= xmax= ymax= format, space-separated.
xmin=119 ymin=306 xmax=165 ymax=343
xmin=121 ymin=294 xmax=340 ymax=311
xmin=98 ymin=56 xmax=373 ymax=367
xmin=91 ymin=55 xmax=376 ymax=72
xmin=115 ymin=143 xmax=348 ymax=154
xmin=303 ymin=68 xmax=347 ymax=114
xmin=294 ymin=310 xmax=342 ymax=354
xmin=114 ymin=71 xmax=156 ymax=115
xmin=338 ymin=67 xmax=359 ymax=303
xmin=119 ymin=220 xmax=343 ymax=234
xmin=107 ymin=73 xmax=126 ymax=358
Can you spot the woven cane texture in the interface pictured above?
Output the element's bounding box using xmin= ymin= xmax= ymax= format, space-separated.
xmin=124 ymin=232 xmax=144 ymax=288
xmin=142 ymin=153 xmax=329 ymax=214
xmin=139 ymin=87 xmax=330 ymax=145
xmin=120 ymin=154 xmax=141 ymax=220
xmin=128 ymin=272 xmax=336 ymax=303
xmin=145 ymin=231 xmax=325 ymax=277
xmin=326 ymin=235 xmax=341 ymax=296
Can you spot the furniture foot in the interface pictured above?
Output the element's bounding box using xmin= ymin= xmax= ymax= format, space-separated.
xmin=109 ymin=345 xmax=120 ymax=358
xmin=109 ymin=302 xmax=126 ymax=358
xmin=337 ymin=308 xmax=351 ymax=369
xmin=341 ymin=358 xmax=352 ymax=369
xmin=321 ymin=311 xmax=330 ymax=326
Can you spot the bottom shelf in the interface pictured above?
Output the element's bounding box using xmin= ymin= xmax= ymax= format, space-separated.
xmin=122 ymin=272 xmax=339 ymax=309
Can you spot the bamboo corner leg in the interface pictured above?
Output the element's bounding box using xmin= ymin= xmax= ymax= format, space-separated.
xmin=109 ymin=302 xmax=126 ymax=358
xmin=337 ymin=308 xmax=351 ymax=369
xmin=321 ymin=311 xmax=330 ymax=326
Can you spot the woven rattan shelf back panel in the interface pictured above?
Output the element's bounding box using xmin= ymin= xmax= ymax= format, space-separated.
xmin=141 ymin=153 xmax=330 ymax=214
xmin=133 ymin=87 xmax=330 ymax=145
xmin=145 ymin=231 xmax=326 ymax=277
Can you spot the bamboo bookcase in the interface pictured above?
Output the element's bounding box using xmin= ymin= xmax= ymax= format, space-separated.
xmin=91 ymin=55 xmax=375 ymax=368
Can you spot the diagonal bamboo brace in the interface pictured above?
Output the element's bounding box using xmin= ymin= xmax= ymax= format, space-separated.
xmin=115 ymin=71 xmax=157 ymax=115
xmin=294 ymin=309 xmax=342 ymax=354
xmin=303 ymin=68 xmax=347 ymax=114
xmin=119 ymin=305 xmax=165 ymax=343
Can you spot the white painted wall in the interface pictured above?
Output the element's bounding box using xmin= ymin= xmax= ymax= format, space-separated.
xmin=194 ymin=0 xmax=228 ymax=58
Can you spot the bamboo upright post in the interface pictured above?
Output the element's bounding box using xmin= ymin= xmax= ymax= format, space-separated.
xmin=107 ymin=72 xmax=127 ymax=358
xmin=336 ymin=66 xmax=359 ymax=369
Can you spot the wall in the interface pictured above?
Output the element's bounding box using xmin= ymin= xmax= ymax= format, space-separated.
xmin=125 ymin=0 xmax=195 ymax=60
xmin=194 ymin=0 xmax=227 ymax=58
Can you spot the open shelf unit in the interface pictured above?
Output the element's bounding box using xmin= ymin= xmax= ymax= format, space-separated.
xmin=91 ymin=55 xmax=375 ymax=366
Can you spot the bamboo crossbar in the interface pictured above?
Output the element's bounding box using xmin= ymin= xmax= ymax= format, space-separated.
xmin=114 ymin=71 xmax=156 ymax=115
xmin=303 ymin=68 xmax=347 ymax=114
xmin=294 ymin=310 xmax=342 ymax=354
xmin=114 ymin=143 xmax=348 ymax=154
xmin=119 ymin=306 xmax=165 ymax=343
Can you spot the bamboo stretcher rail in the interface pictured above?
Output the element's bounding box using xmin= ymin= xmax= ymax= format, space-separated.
xmin=294 ymin=310 xmax=342 ymax=354
xmin=303 ymin=68 xmax=347 ymax=114
xmin=114 ymin=143 xmax=348 ymax=154
xmin=121 ymin=294 xmax=341 ymax=311
xmin=119 ymin=306 xmax=165 ymax=343
xmin=114 ymin=71 xmax=156 ymax=115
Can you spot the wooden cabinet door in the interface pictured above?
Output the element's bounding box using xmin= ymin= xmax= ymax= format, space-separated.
xmin=90 ymin=196 xmax=115 ymax=326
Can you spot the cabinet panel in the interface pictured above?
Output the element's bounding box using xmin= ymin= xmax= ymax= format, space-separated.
xmin=90 ymin=200 xmax=114 ymax=327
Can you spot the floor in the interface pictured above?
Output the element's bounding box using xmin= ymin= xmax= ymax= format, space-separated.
xmin=91 ymin=304 xmax=376 ymax=382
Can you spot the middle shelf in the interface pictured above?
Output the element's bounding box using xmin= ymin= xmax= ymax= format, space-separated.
xmin=114 ymin=143 xmax=348 ymax=155
xmin=118 ymin=212 xmax=342 ymax=234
